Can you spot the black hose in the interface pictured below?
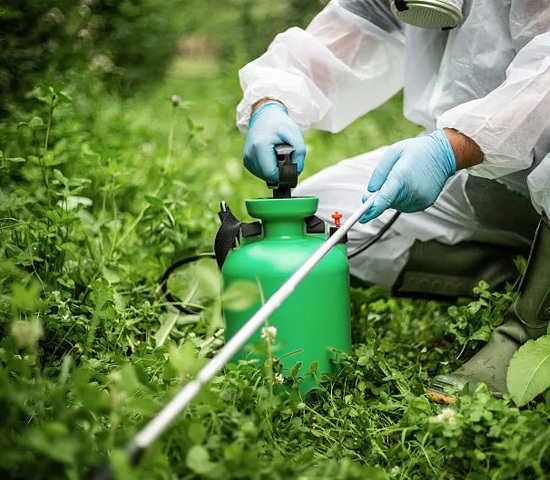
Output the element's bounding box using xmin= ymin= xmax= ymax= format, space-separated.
xmin=347 ymin=211 xmax=401 ymax=259
xmin=159 ymin=252 xmax=216 ymax=314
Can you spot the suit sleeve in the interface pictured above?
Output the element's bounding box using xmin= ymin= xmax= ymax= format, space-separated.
xmin=437 ymin=2 xmax=550 ymax=179
xmin=236 ymin=0 xmax=405 ymax=134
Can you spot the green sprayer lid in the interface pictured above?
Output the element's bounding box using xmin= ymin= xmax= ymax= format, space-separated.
xmin=246 ymin=197 xmax=318 ymax=221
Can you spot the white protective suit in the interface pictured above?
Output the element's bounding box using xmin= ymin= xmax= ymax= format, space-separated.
xmin=237 ymin=0 xmax=550 ymax=286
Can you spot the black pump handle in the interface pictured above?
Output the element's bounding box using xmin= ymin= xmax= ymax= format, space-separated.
xmin=266 ymin=143 xmax=298 ymax=199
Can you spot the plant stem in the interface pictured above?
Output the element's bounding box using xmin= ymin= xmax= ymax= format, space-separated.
xmin=256 ymin=279 xmax=275 ymax=392
xmin=41 ymin=95 xmax=55 ymax=208
xmin=115 ymin=105 xmax=177 ymax=249
xmin=157 ymin=105 xmax=177 ymax=193
xmin=109 ymin=186 xmax=119 ymax=258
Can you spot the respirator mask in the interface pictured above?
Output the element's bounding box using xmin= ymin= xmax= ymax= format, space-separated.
xmin=390 ymin=0 xmax=463 ymax=30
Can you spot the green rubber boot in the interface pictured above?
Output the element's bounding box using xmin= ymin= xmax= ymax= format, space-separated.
xmin=427 ymin=215 xmax=550 ymax=404
xmin=393 ymin=240 xmax=524 ymax=299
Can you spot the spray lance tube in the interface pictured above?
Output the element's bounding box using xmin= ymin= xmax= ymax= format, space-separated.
xmin=93 ymin=191 xmax=379 ymax=479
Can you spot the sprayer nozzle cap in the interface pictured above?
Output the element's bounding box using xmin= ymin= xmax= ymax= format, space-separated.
xmin=332 ymin=211 xmax=343 ymax=228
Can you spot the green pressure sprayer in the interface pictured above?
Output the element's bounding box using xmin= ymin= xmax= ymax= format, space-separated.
xmin=94 ymin=144 xmax=399 ymax=478
xmin=220 ymin=145 xmax=351 ymax=393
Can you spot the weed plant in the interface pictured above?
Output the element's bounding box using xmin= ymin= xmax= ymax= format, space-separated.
xmin=0 ymin=66 xmax=549 ymax=480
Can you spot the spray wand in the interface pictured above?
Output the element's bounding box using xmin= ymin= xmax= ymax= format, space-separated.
xmin=93 ymin=192 xmax=378 ymax=479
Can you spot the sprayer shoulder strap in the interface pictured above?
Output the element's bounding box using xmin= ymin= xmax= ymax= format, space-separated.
xmin=215 ymin=206 xmax=325 ymax=268
xmin=305 ymin=215 xmax=326 ymax=234
xmin=214 ymin=207 xmax=261 ymax=268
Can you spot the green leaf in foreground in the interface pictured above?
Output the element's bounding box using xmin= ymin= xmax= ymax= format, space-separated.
xmin=154 ymin=312 xmax=180 ymax=347
xmin=186 ymin=445 xmax=213 ymax=475
xmin=196 ymin=260 xmax=222 ymax=299
xmin=222 ymin=280 xmax=258 ymax=311
xmin=507 ymin=335 xmax=550 ymax=406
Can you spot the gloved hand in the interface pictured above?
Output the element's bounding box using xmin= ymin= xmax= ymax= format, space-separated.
xmin=359 ymin=129 xmax=456 ymax=224
xmin=243 ymin=101 xmax=306 ymax=183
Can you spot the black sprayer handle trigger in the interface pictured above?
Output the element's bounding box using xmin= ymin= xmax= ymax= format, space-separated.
xmin=266 ymin=143 xmax=298 ymax=199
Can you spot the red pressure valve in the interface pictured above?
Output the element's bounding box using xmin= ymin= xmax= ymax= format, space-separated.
xmin=332 ymin=211 xmax=342 ymax=228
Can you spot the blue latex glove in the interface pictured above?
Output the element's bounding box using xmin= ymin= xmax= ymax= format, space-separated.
xmin=243 ymin=102 xmax=306 ymax=183
xmin=359 ymin=129 xmax=456 ymax=224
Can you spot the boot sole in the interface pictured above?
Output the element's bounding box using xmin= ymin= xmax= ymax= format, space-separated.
xmin=426 ymin=388 xmax=457 ymax=405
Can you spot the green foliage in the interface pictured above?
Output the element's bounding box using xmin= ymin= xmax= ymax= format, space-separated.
xmin=182 ymin=0 xmax=329 ymax=68
xmin=0 ymin=0 xmax=188 ymax=111
xmin=222 ymin=280 xmax=259 ymax=311
xmin=508 ymin=335 xmax=550 ymax=407
xmin=0 ymin=38 xmax=549 ymax=480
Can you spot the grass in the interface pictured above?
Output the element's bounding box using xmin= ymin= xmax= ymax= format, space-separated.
xmin=0 ymin=57 xmax=549 ymax=480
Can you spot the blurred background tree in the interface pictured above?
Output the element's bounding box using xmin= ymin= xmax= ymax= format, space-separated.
xmin=181 ymin=0 xmax=327 ymax=70
xmin=0 ymin=0 xmax=327 ymax=114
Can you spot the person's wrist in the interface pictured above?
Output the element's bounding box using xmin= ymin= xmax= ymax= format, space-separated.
xmin=249 ymin=100 xmax=288 ymax=127
xmin=429 ymin=129 xmax=457 ymax=176
xmin=443 ymin=128 xmax=484 ymax=170
xmin=251 ymin=97 xmax=285 ymax=115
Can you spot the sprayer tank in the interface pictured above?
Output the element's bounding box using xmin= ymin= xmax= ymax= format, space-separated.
xmin=222 ymin=196 xmax=351 ymax=393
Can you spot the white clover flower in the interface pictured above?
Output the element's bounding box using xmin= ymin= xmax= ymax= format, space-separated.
xmin=140 ymin=143 xmax=153 ymax=154
xmin=391 ymin=466 xmax=401 ymax=475
xmin=42 ymin=8 xmax=65 ymax=25
xmin=260 ymin=325 xmax=277 ymax=344
xmin=274 ymin=373 xmax=284 ymax=384
xmin=11 ymin=320 xmax=43 ymax=348
xmin=91 ymin=54 xmax=114 ymax=72
xmin=435 ymin=407 xmax=456 ymax=425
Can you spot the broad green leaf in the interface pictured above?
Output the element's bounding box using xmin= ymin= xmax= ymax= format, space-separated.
xmin=309 ymin=361 xmax=319 ymax=374
xmin=154 ymin=312 xmax=179 ymax=347
xmin=58 ymin=354 xmax=72 ymax=386
xmin=514 ymin=255 xmax=528 ymax=276
xmin=363 ymin=467 xmax=390 ymax=480
xmin=188 ymin=421 xmax=207 ymax=445
xmin=224 ymin=441 xmax=244 ymax=462
xmin=24 ymin=422 xmax=78 ymax=464
xmin=102 ymin=266 xmax=121 ymax=284
xmin=507 ymin=335 xmax=550 ymax=407
xmin=53 ymin=168 xmax=68 ymax=183
xmin=186 ymin=445 xmax=212 ymax=475
xmin=222 ymin=280 xmax=258 ymax=311
xmin=112 ymin=363 xmax=143 ymax=395
xmin=169 ymin=341 xmax=200 ymax=376
xmin=52 ymin=81 xmax=65 ymax=93
xmin=291 ymin=361 xmax=303 ymax=377
xmin=57 ymin=91 xmax=73 ymax=103
xmin=44 ymin=153 xmax=65 ymax=166
xmin=144 ymin=195 xmax=163 ymax=207
xmin=109 ymin=448 xmax=134 ymax=480
xmin=29 ymin=116 xmax=44 ymax=129
xmin=204 ymin=302 xmax=223 ymax=335
xmin=470 ymin=325 xmax=491 ymax=342
xmin=196 ymin=260 xmax=221 ymax=298
xmin=10 ymin=282 xmax=41 ymax=312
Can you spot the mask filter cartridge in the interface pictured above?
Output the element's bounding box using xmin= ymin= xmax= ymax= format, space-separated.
xmin=391 ymin=0 xmax=463 ymax=30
